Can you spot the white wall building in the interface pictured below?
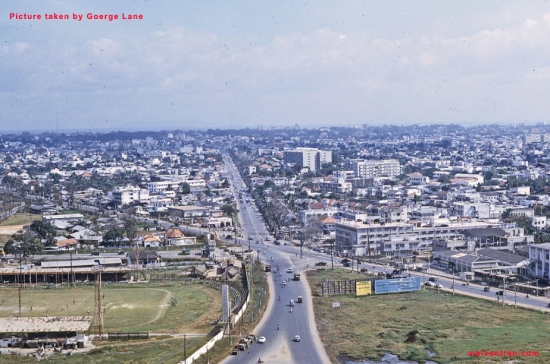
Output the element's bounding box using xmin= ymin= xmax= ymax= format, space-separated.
xmin=348 ymin=159 xmax=401 ymax=178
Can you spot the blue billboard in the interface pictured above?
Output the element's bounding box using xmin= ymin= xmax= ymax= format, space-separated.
xmin=374 ymin=277 xmax=421 ymax=295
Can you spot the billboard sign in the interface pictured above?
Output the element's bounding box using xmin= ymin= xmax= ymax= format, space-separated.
xmin=375 ymin=277 xmax=421 ymax=295
xmin=356 ymin=281 xmax=372 ymax=296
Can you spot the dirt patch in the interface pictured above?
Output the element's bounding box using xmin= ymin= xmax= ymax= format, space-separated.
xmin=0 ymin=225 xmax=24 ymax=235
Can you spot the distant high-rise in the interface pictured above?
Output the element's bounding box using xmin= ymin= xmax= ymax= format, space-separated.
xmin=283 ymin=148 xmax=332 ymax=172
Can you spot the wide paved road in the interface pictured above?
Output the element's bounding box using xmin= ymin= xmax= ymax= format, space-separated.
xmin=222 ymin=154 xmax=329 ymax=364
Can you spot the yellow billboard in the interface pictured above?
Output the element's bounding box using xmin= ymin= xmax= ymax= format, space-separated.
xmin=356 ymin=281 xmax=372 ymax=296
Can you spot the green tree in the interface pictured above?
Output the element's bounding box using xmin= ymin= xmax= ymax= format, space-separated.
xmin=102 ymin=224 xmax=125 ymax=248
xmin=10 ymin=230 xmax=43 ymax=257
xmin=483 ymin=171 xmax=494 ymax=184
xmin=49 ymin=173 xmax=62 ymax=184
xmin=123 ymin=218 xmax=139 ymax=248
xmin=222 ymin=204 xmax=236 ymax=216
xmin=30 ymin=220 xmax=57 ymax=246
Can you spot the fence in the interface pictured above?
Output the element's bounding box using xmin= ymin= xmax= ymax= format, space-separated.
xmin=106 ymin=332 xmax=150 ymax=340
xmin=178 ymin=328 xmax=224 ymax=364
xmin=178 ymin=263 xmax=251 ymax=364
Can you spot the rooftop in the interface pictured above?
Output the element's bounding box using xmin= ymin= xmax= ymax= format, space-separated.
xmin=0 ymin=316 xmax=92 ymax=333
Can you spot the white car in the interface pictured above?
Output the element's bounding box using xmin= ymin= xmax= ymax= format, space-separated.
xmin=424 ymin=281 xmax=435 ymax=287
xmin=294 ymin=335 xmax=301 ymax=342
xmin=435 ymin=283 xmax=443 ymax=289
xmin=258 ymin=336 xmax=266 ymax=343
xmin=286 ymin=268 xmax=293 ymax=273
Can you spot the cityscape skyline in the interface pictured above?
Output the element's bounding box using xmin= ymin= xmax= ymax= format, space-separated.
xmin=4 ymin=1 xmax=550 ymax=131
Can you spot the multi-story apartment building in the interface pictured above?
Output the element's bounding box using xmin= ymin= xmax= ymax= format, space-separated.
xmin=528 ymin=243 xmax=550 ymax=279
xmin=111 ymin=186 xmax=150 ymax=205
xmin=347 ymin=159 xmax=401 ymax=178
xmin=335 ymin=220 xmax=497 ymax=256
xmin=318 ymin=177 xmax=352 ymax=194
xmin=283 ymin=148 xmax=332 ymax=172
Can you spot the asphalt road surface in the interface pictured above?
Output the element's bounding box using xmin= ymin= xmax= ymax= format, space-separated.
xmin=222 ymin=155 xmax=329 ymax=364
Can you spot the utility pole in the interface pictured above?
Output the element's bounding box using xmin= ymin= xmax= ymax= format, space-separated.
xmin=502 ymin=276 xmax=506 ymax=308
xmin=18 ymin=249 xmax=22 ymax=317
xmin=452 ymin=267 xmax=455 ymax=296
xmin=331 ymin=240 xmax=334 ymax=271
xmin=183 ymin=334 xmax=186 ymax=361
xmin=70 ymin=250 xmax=74 ymax=287
xmin=514 ymin=282 xmax=517 ymax=308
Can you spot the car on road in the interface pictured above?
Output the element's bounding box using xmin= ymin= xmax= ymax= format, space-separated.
xmin=483 ymin=287 xmax=490 ymax=292
xmin=294 ymin=335 xmax=300 ymax=342
xmin=435 ymin=283 xmax=443 ymax=289
xmin=283 ymin=241 xmax=290 ymax=245
xmin=286 ymin=268 xmax=293 ymax=273
xmin=425 ymin=281 xmax=435 ymax=287
xmin=258 ymin=336 xmax=266 ymax=343
xmin=265 ymin=237 xmax=271 ymax=241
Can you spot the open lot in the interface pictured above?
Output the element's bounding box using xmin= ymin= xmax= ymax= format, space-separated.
xmin=308 ymin=269 xmax=550 ymax=364
xmin=0 ymin=282 xmax=221 ymax=334
xmin=0 ymin=213 xmax=42 ymax=227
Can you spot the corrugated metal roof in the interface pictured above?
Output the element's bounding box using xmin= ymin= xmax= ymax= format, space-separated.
xmin=41 ymin=258 xmax=122 ymax=269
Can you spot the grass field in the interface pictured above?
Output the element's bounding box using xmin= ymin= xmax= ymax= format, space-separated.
xmin=0 ymin=282 xmax=221 ymax=334
xmin=0 ymin=213 xmax=42 ymax=226
xmin=308 ymin=269 xmax=550 ymax=364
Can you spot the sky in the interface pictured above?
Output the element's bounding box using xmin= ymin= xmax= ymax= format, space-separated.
xmin=3 ymin=1 xmax=550 ymax=132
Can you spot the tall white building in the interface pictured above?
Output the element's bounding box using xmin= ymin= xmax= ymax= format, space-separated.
xmin=284 ymin=148 xmax=332 ymax=172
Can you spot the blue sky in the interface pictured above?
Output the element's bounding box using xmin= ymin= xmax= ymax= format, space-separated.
xmin=3 ymin=1 xmax=550 ymax=131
